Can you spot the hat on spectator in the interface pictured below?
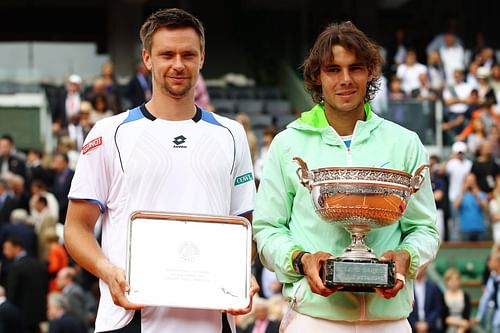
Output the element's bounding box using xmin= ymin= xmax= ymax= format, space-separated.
xmin=451 ymin=141 xmax=467 ymax=154
xmin=477 ymin=67 xmax=490 ymax=79
xmin=68 ymin=74 xmax=82 ymax=85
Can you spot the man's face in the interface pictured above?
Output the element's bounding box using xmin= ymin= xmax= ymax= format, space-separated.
xmin=319 ymin=45 xmax=371 ymax=116
xmin=55 ymin=270 xmax=67 ymax=289
xmin=51 ymin=155 xmax=66 ymax=172
xmin=3 ymin=241 xmax=17 ymax=260
xmin=143 ymin=27 xmax=204 ymax=100
xmin=47 ymin=298 xmax=60 ymax=320
xmin=0 ymin=139 xmax=11 ymax=157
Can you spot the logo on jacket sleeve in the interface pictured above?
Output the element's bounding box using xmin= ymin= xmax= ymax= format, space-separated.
xmin=234 ymin=172 xmax=254 ymax=185
xmin=82 ymin=137 xmax=102 ymax=154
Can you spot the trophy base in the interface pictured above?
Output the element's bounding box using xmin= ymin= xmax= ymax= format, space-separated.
xmin=323 ymin=258 xmax=395 ymax=292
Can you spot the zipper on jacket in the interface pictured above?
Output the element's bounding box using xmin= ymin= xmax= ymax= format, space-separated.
xmin=359 ymin=293 xmax=366 ymax=320
xmin=329 ymin=121 xmax=359 ymax=166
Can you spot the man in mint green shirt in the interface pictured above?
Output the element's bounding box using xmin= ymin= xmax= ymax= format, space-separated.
xmin=253 ymin=21 xmax=440 ymax=333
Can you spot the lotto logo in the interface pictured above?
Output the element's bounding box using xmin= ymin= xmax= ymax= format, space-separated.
xmin=82 ymin=137 xmax=103 ymax=154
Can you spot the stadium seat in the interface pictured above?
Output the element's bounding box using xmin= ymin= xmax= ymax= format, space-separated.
xmin=211 ymin=98 xmax=236 ymax=114
xmin=255 ymin=86 xmax=283 ymax=100
xmin=227 ymin=86 xmax=255 ymax=100
xmin=236 ymin=100 xmax=265 ymax=114
xmin=455 ymin=257 xmax=485 ymax=280
xmin=250 ymin=114 xmax=273 ymax=129
xmin=265 ymin=100 xmax=293 ymax=115
xmin=275 ymin=114 xmax=297 ymax=130
xmin=207 ymin=86 xmax=227 ymax=99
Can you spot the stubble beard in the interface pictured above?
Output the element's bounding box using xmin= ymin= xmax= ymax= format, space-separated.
xmin=164 ymin=83 xmax=192 ymax=98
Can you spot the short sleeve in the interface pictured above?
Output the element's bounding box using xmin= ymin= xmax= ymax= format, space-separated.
xmin=230 ymin=125 xmax=256 ymax=216
xmin=68 ymin=122 xmax=113 ymax=213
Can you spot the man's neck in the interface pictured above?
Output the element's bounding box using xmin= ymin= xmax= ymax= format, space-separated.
xmin=146 ymin=94 xmax=197 ymax=121
xmin=324 ymin=105 xmax=366 ymax=136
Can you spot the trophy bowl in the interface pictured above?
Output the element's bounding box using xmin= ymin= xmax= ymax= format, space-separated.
xmin=294 ymin=157 xmax=427 ymax=291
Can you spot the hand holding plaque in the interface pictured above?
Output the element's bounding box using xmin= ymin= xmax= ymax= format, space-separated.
xmin=294 ymin=157 xmax=427 ymax=293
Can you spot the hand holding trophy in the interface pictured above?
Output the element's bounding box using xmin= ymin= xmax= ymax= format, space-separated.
xmin=294 ymin=157 xmax=427 ymax=292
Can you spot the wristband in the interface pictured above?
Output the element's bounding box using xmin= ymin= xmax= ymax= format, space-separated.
xmin=293 ymin=251 xmax=309 ymax=275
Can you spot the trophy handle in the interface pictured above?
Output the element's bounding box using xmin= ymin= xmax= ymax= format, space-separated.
xmin=293 ymin=157 xmax=313 ymax=191
xmin=410 ymin=164 xmax=429 ymax=193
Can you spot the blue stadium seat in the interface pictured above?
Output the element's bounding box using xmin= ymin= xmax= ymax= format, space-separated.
xmin=236 ymin=100 xmax=264 ymax=114
xmin=265 ymin=100 xmax=293 ymax=115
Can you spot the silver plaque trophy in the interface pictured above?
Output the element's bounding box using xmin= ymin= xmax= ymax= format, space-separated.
xmin=294 ymin=157 xmax=427 ymax=292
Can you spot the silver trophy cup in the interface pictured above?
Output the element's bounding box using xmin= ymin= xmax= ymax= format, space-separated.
xmin=294 ymin=157 xmax=427 ymax=292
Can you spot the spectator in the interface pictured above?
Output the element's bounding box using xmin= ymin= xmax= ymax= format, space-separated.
xmin=239 ymin=297 xmax=280 ymax=333
xmin=99 ymin=61 xmax=122 ymax=113
xmin=89 ymin=93 xmax=113 ymax=125
xmin=442 ymin=70 xmax=474 ymax=139
xmin=454 ymin=173 xmax=489 ymax=242
xmin=396 ymin=49 xmax=428 ymax=96
xmin=47 ymin=292 xmax=86 ymax=333
xmin=385 ymin=27 xmax=410 ymax=77
xmin=3 ymin=234 xmax=48 ymax=333
xmin=253 ymin=127 xmax=277 ymax=186
xmin=25 ymin=148 xmax=51 ymax=190
xmin=478 ymin=47 xmax=497 ymax=71
xmin=30 ymin=195 xmax=57 ymax=262
xmin=29 ymin=179 xmax=59 ymax=224
xmin=426 ymin=19 xmax=463 ymax=56
xmin=49 ymin=153 xmax=74 ymax=224
xmin=490 ymin=64 xmax=500 ymax=97
xmin=52 ymin=74 xmax=84 ymax=136
xmin=260 ymin=267 xmax=282 ymax=300
xmin=195 ymin=73 xmax=215 ymax=112
xmin=438 ymin=32 xmax=466 ymax=84
xmin=388 ymin=75 xmax=407 ymax=101
xmin=0 ymin=134 xmax=27 ymax=180
xmin=0 ymin=284 xmax=22 ymax=333
xmin=489 ymin=175 xmax=500 ymax=243
xmin=440 ymin=141 xmax=473 ymax=241
xmin=443 ymin=267 xmax=472 ymax=333
xmin=125 ymin=60 xmax=152 ymax=108
xmin=475 ymin=247 xmax=500 ymax=332
xmin=476 ymin=67 xmax=497 ymax=105
xmin=430 ymin=155 xmax=448 ymax=241
xmin=56 ymin=136 xmax=79 ymax=171
xmin=0 ymin=208 xmax=37 ymax=258
xmin=235 ymin=112 xmax=259 ymax=163
xmin=408 ymin=266 xmax=446 ymax=333
xmin=426 ymin=50 xmax=446 ymax=96
xmin=470 ymin=141 xmax=500 ymax=197
xmin=47 ymin=230 xmax=68 ymax=292
xmin=0 ymin=179 xmax=18 ymax=226
xmin=85 ymin=77 xmax=120 ymax=115
xmin=466 ymin=117 xmax=488 ymax=155
xmin=63 ymin=101 xmax=94 ymax=152
xmin=55 ymin=266 xmax=90 ymax=330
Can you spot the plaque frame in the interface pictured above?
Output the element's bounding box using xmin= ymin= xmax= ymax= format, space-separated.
xmin=126 ymin=211 xmax=252 ymax=310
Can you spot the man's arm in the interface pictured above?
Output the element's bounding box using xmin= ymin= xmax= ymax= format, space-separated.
xmin=64 ymin=200 xmax=143 ymax=310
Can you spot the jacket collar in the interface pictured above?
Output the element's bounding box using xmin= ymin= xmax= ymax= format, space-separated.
xmin=288 ymin=103 xmax=383 ymax=146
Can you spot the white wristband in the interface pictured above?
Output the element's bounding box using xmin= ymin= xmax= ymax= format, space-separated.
xmin=395 ymin=272 xmax=406 ymax=286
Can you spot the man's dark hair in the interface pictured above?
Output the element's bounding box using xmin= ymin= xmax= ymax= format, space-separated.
xmin=302 ymin=21 xmax=384 ymax=104
xmin=140 ymin=8 xmax=205 ymax=53
xmin=4 ymin=234 xmax=24 ymax=249
xmin=55 ymin=152 xmax=69 ymax=164
xmin=0 ymin=134 xmax=14 ymax=145
xmin=37 ymin=196 xmax=48 ymax=207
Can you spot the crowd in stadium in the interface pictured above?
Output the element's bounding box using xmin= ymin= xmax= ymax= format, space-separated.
xmin=0 ymin=21 xmax=499 ymax=333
